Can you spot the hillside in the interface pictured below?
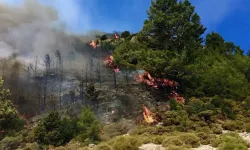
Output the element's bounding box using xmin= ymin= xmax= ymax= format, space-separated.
xmin=1 ymin=0 xmax=250 ymax=150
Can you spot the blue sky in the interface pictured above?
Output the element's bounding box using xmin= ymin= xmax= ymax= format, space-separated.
xmin=1 ymin=0 xmax=250 ymax=52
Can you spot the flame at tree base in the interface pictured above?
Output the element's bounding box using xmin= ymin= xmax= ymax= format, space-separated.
xmin=142 ymin=104 xmax=158 ymax=124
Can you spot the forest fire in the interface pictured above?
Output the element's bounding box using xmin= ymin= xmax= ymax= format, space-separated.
xmin=136 ymin=71 xmax=179 ymax=89
xmin=89 ymin=40 xmax=97 ymax=49
xmin=136 ymin=71 xmax=185 ymax=104
xmin=114 ymin=33 xmax=119 ymax=39
xmin=142 ymin=104 xmax=157 ymax=124
xmin=168 ymin=91 xmax=185 ymax=104
xmin=104 ymin=55 xmax=120 ymax=72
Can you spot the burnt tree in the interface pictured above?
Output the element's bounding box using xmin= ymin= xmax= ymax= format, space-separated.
xmin=43 ymin=54 xmax=51 ymax=111
xmin=55 ymin=50 xmax=63 ymax=108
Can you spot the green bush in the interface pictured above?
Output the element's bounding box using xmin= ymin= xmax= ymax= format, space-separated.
xmin=162 ymin=136 xmax=184 ymax=147
xmin=22 ymin=142 xmax=40 ymax=150
xmin=102 ymin=119 xmax=134 ymax=139
xmin=108 ymin=136 xmax=142 ymax=150
xmin=218 ymin=132 xmax=248 ymax=150
xmin=178 ymin=133 xmax=200 ymax=148
xmin=222 ymin=120 xmax=244 ymax=131
xmin=0 ymin=135 xmax=23 ymax=150
xmin=0 ymin=77 xmax=25 ymax=140
xmin=161 ymin=133 xmax=200 ymax=148
xmin=210 ymin=136 xmax=221 ymax=147
xmin=246 ymin=124 xmax=250 ymax=133
xmin=196 ymin=132 xmax=211 ymax=145
xmin=197 ymin=110 xmax=215 ymax=123
xmin=131 ymin=126 xmax=174 ymax=136
xmin=186 ymin=97 xmax=205 ymax=114
xmin=211 ymin=124 xmax=223 ymax=134
xmin=75 ymin=106 xmax=101 ymax=143
xmin=34 ymin=111 xmax=77 ymax=146
xmin=95 ymin=143 xmax=114 ymax=150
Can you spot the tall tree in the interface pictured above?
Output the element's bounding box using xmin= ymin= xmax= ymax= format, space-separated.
xmin=55 ymin=50 xmax=63 ymax=108
xmin=43 ymin=54 xmax=51 ymax=111
xmin=205 ymin=32 xmax=244 ymax=55
xmin=121 ymin=31 xmax=130 ymax=39
xmin=139 ymin=0 xmax=206 ymax=53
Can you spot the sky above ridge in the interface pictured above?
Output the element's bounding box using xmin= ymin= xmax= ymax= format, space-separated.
xmin=0 ymin=0 xmax=250 ymax=52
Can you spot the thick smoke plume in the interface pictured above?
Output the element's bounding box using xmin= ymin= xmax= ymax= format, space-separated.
xmin=0 ymin=0 xmax=95 ymax=71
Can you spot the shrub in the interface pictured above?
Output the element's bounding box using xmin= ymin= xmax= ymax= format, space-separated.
xmin=165 ymin=145 xmax=188 ymax=150
xmin=0 ymin=135 xmax=23 ymax=150
xmin=222 ymin=120 xmax=244 ymax=131
xmin=153 ymin=136 xmax=165 ymax=144
xmin=95 ymin=143 xmax=114 ymax=150
xmin=101 ymin=35 xmax=108 ymax=41
xmin=186 ymin=97 xmax=205 ymax=114
xmin=197 ymin=110 xmax=215 ymax=123
xmin=131 ymin=126 xmax=174 ymax=136
xmin=211 ymin=124 xmax=223 ymax=134
xmin=162 ymin=136 xmax=184 ymax=147
xmin=22 ymin=142 xmax=40 ymax=150
xmin=102 ymin=119 xmax=134 ymax=139
xmin=75 ymin=106 xmax=101 ymax=143
xmin=55 ymin=140 xmax=87 ymax=150
xmin=246 ymin=124 xmax=250 ymax=133
xmin=169 ymin=99 xmax=184 ymax=111
xmin=196 ymin=132 xmax=210 ymax=145
xmin=121 ymin=31 xmax=131 ymax=39
xmin=162 ymin=133 xmax=200 ymax=148
xmin=85 ymin=84 xmax=99 ymax=102
xmin=0 ymin=77 xmax=25 ymax=140
xmin=33 ymin=111 xmax=77 ymax=146
xmin=178 ymin=133 xmax=200 ymax=148
xmin=210 ymin=136 xmax=221 ymax=147
xmin=218 ymin=132 xmax=248 ymax=150
xmin=108 ymin=136 xmax=142 ymax=150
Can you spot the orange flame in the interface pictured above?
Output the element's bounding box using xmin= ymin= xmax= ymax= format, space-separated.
xmin=89 ymin=40 xmax=97 ymax=49
xmin=114 ymin=33 xmax=119 ymax=39
xmin=136 ymin=71 xmax=185 ymax=104
xmin=142 ymin=104 xmax=157 ymax=124
xmin=104 ymin=55 xmax=120 ymax=72
xmin=168 ymin=91 xmax=185 ymax=104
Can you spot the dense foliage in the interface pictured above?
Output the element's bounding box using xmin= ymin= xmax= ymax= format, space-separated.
xmin=112 ymin=0 xmax=250 ymax=100
xmin=75 ymin=106 xmax=101 ymax=143
xmin=0 ymin=77 xmax=24 ymax=139
xmin=34 ymin=111 xmax=77 ymax=146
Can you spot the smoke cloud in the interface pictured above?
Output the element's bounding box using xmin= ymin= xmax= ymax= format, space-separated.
xmin=0 ymin=0 xmax=96 ymax=71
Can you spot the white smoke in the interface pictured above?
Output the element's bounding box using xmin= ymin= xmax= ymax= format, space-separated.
xmin=0 ymin=0 xmax=95 ymax=71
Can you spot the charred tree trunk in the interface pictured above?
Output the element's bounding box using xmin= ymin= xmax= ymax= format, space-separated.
xmin=85 ymin=63 xmax=88 ymax=88
xmin=113 ymin=71 xmax=116 ymax=88
xmin=55 ymin=50 xmax=62 ymax=108
xmin=125 ymin=67 xmax=129 ymax=85
xmin=43 ymin=54 xmax=51 ymax=111
xmin=1 ymin=59 xmax=6 ymax=77
xmin=96 ymin=60 xmax=102 ymax=88
xmin=81 ymin=69 xmax=84 ymax=104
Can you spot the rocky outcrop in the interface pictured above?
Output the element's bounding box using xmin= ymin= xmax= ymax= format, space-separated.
xmin=139 ymin=143 xmax=164 ymax=150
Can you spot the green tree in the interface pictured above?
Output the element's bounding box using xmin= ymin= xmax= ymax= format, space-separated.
xmin=34 ymin=111 xmax=77 ymax=146
xmin=205 ymin=32 xmax=244 ymax=55
xmin=0 ymin=77 xmax=24 ymax=139
xmin=100 ymin=35 xmax=107 ymax=41
xmin=76 ymin=106 xmax=101 ymax=143
xmin=85 ymin=84 xmax=99 ymax=102
xmin=121 ymin=31 xmax=131 ymax=39
xmin=139 ymin=0 xmax=206 ymax=53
